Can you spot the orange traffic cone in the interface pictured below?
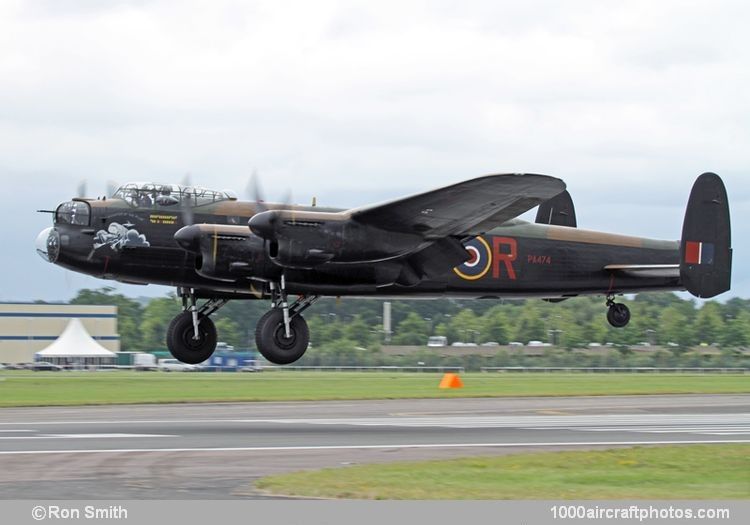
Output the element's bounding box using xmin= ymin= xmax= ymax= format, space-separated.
xmin=439 ymin=373 xmax=464 ymax=389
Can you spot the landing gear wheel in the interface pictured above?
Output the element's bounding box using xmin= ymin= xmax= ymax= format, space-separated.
xmin=255 ymin=309 xmax=309 ymax=365
xmin=166 ymin=311 xmax=217 ymax=364
xmin=607 ymin=303 xmax=631 ymax=328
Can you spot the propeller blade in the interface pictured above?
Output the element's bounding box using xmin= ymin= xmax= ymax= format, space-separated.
xmin=77 ymin=181 xmax=87 ymax=198
xmin=106 ymin=180 xmax=119 ymax=198
xmin=212 ymin=225 xmax=219 ymax=267
xmin=247 ymin=169 xmax=294 ymax=208
xmin=248 ymin=169 xmax=268 ymax=213
xmin=278 ymin=189 xmax=294 ymax=222
xmin=279 ymin=188 xmax=293 ymax=207
xmin=182 ymin=205 xmax=194 ymax=226
xmin=245 ymin=170 xmax=295 ymax=239
xmin=249 ymin=282 xmax=263 ymax=299
xmin=179 ymin=173 xmax=195 ymax=225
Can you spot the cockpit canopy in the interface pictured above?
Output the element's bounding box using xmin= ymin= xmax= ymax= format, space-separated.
xmin=112 ymin=182 xmax=236 ymax=208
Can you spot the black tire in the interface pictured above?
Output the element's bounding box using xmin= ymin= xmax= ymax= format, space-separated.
xmin=255 ymin=309 xmax=309 ymax=365
xmin=607 ymin=303 xmax=631 ymax=328
xmin=166 ymin=311 xmax=217 ymax=364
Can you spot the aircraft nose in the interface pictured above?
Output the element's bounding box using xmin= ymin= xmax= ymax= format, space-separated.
xmin=35 ymin=227 xmax=60 ymax=263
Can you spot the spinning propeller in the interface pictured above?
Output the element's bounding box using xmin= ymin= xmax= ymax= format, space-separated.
xmin=178 ymin=173 xmax=195 ymax=227
xmin=247 ymin=170 xmax=294 ymax=240
xmin=76 ymin=180 xmax=120 ymax=200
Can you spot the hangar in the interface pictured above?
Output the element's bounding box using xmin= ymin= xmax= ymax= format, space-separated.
xmin=0 ymin=303 xmax=120 ymax=364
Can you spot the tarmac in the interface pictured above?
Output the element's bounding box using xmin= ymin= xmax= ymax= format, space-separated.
xmin=0 ymin=394 xmax=748 ymax=499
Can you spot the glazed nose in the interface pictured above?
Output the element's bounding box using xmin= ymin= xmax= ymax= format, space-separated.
xmin=35 ymin=227 xmax=59 ymax=263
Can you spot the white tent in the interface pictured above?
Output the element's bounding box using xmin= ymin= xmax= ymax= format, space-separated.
xmin=35 ymin=318 xmax=116 ymax=366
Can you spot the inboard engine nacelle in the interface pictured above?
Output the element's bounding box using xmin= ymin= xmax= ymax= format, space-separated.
xmin=174 ymin=225 xmax=271 ymax=282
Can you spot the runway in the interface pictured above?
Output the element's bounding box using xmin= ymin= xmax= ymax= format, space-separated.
xmin=0 ymin=394 xmax=748 ymax=499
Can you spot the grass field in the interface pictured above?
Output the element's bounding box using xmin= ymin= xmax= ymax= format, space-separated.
xmin=0 ymin=371 xmax=747 ymax=407
xmin=256 ymin=444 xmax=750 ymax=499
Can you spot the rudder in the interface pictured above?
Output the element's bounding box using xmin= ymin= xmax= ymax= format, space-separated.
xmin=680 ymin=172 xmax=732 ymax=298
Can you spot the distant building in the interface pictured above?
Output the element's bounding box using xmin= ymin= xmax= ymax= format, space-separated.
xmin=0 ymin=304 xmax=119 ymax=363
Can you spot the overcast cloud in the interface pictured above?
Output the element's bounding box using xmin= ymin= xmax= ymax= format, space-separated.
xmin=1 ymin=0 xmax=748 ymax=301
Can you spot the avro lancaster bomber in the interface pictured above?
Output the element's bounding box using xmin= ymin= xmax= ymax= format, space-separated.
xmin=36 ymin=173 xmax=732 ymax=365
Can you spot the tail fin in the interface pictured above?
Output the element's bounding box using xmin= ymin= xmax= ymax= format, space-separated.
xmin=680 ymin=172 xmax=732 ymax=298
xmin=535 ymin=190 xmax=577 ymax=227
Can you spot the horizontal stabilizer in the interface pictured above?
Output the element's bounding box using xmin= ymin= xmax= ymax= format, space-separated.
xmin=604 ymin=264 xmax=680 ymax=278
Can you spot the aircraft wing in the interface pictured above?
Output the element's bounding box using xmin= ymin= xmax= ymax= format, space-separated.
xmin=348 ymin=173 xmax=566 ymax=239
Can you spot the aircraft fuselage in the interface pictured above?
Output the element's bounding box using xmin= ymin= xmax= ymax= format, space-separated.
xmin=40 ymin=197 xmax=680 ymax=300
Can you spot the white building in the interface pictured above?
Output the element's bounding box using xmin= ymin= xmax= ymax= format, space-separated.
xmin=0 ymin=303 xmax=120 ymax=363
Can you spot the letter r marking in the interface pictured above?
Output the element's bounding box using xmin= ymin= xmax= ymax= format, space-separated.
xmin=492 ymin=237 xmax=517 ymax=280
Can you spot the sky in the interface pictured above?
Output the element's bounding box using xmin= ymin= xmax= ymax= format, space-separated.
xmin=1 ymin=0 xmax=748 ymax=301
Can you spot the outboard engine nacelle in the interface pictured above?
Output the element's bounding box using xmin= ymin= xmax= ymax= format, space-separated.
xmin=249 ymin=209 xmax=421 ymax=269
xmin=249 ymin=210 xmax=344 ymax=269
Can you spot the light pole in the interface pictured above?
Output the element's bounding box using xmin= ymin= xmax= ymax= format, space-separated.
xmin=383 ymin=301 xmax=392 ymax=343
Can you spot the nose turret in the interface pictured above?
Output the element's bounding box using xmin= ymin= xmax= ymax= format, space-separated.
xmin=35 ymin=227 xmax=60 ymax=263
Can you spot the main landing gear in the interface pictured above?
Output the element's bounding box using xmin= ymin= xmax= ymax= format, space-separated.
xmin=166 ymin=289 xmax=227 ymax=364
xmin=255 ymin=275 xmax=318 ymax=365
xmin=605 ymin=294 xmax=631 ymax=328
xmin=167 ymin=279 xmax=316 ymax=367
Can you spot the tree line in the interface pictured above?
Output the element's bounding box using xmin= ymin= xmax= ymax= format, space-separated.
xmin=68 ymin=287 xmax=750 ymax=355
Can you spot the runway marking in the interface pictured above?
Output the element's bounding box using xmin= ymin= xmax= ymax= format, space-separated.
xmin=0 ymin=433 xmax=175 ymax=440
xmin=43 ymin=433 xmax=176 ymax=439
xmin=553 ymin=425 xmax=750 ymax=436
xmin=236 ymin=415 xmax=750 ymax=429
xmin=0 ymin=439 xmax=748 ymax=456
xmin=1 ymin=414 xmax=747 ymax=428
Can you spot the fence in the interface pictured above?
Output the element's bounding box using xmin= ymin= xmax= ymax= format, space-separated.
xmin=5 ymin=365 xmax=746 ymax=374
xmin=260 ymin=365 xmax=466 ymax=373
xmin=258 ymin=365 xmax=747 ymax=373
xmin=480 ymin=366 xmax=748 ymax=373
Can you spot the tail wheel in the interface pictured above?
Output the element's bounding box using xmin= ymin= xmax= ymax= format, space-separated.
xmin=166 ymin=311 xmax=217 ymax=364
xmin=255 ymin=309 xmax=309 ymax=365
xmin=607 ymin=303 xmax=631 ymax=328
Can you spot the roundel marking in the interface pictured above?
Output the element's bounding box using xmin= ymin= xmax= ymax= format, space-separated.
xmin=453 ymin=236 xmax=492 ymax=281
